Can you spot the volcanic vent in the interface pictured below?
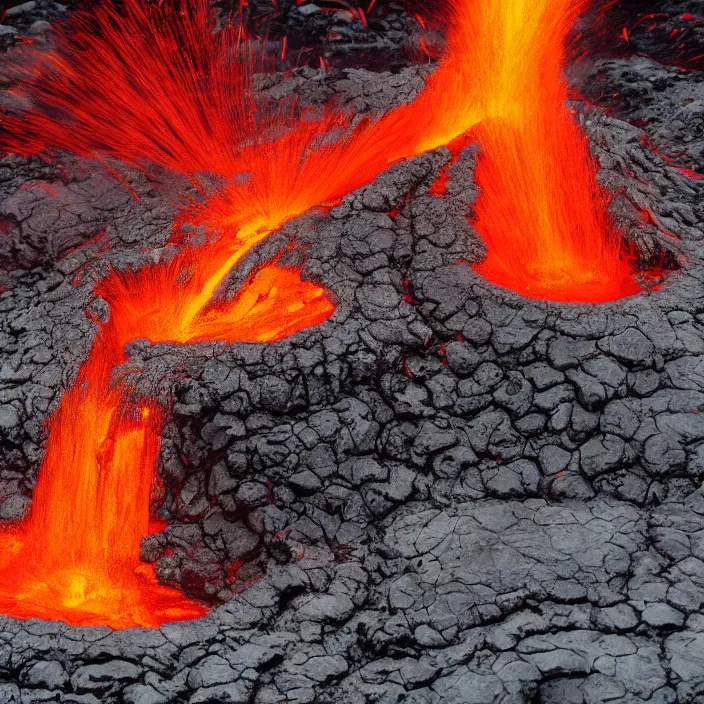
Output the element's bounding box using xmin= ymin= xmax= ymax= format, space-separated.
xmin=0 ymin=0 xmax=702 ymax=702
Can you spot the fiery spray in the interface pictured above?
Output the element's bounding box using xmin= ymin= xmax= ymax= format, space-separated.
xmin=0 ymin=0 xmax=648 ymax=627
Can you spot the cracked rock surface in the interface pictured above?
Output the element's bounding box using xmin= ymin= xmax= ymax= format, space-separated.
xmin=1 ymin=5 xmax=704 ymax=704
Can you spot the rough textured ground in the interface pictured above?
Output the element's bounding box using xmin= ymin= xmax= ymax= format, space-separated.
xmin=239 ymin=0 xmax=423 ymax=71
xmin=1 ymin=2 xmax=704 ymax=704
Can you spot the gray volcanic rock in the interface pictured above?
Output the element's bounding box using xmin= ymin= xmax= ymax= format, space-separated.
xmin=0 ymin=34 xmax=703 ymax=704
xmin=0 ymin=0 xmax=66 ymax=50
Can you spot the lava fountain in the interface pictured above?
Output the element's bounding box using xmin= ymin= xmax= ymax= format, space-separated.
xmin=391 ymin=0 xmax=642 ymax=301
xmin=0 ymin=0 xmax=652 ymax=627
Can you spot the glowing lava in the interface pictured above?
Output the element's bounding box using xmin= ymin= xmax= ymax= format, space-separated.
xmin=0 ymin=254 xmax=335 ymax=628
xmin=466 ymin=0 xmax=640 ymax=302
xmin=0 ymin=0 xmax=653 ymax=628
xmin=390 ymin=0 xmax=640 ymax=301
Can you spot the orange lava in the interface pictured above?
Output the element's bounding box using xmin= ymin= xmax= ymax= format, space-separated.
xmin=2 ymin=0 xmax=641 ymax=307
xmin=389 ymin=0 xmax=640 ymax=301
xmin=466 ymin=0 xmax=640 ymax=302
xmin=0 ymin=256 xmax=335 ymax=628
xmin=0 ymin=0 xmax=652 ymax=628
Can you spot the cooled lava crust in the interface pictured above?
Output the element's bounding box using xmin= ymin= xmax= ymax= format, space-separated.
xmin=0 ymin=1 xmax=704 ymax=703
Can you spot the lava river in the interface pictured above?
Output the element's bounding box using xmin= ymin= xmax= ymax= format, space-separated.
xmin=0 ymin=0 xmax=652 ymax=627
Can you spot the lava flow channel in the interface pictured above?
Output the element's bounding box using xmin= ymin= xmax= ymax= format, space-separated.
xmin=0 ymin=0 xmax=650 ymax=627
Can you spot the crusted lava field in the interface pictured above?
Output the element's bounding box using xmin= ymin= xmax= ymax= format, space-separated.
xmin=0 ymin=0 xmax=703 ymax=703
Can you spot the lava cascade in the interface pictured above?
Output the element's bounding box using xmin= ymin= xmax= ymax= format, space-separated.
xmin=0 ymin=252 xmax=336 ymax=627
xmin=0 ymin=0 xmax=646 ymax=627
xmin=467 ymin=0 xmax=640 ymax=301
xmin=391 ymin=0 xmax=640 ymax=301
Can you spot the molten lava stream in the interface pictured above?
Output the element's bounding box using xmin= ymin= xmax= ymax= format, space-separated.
xmin=0 ymin=252 xmax=336 ymax=629
xmin=0 ymin=328 xmax=196 ymax=627
xmin=465 ymin=0 xmax=640 ymax=302
xmin=391 ymin=0 xmax=642 ymax=301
